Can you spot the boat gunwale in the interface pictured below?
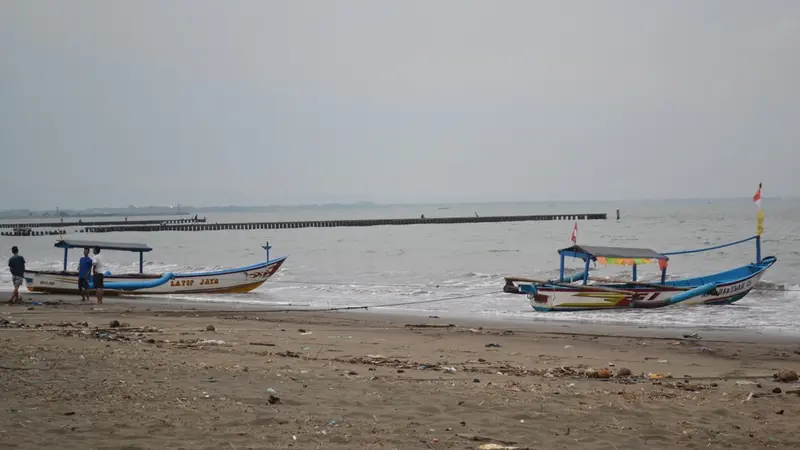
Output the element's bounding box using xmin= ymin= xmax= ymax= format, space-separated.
xmin=24 ymin=257 xmax=286 ymax=280
xmin=512 ymin=255 xmax=776 ymax=294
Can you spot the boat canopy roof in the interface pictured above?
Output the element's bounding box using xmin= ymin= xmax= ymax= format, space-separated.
xmin=54 ymin=239 xmax=153 ymax=253
xmin=558 ymin=244 xmax=667 ymax=265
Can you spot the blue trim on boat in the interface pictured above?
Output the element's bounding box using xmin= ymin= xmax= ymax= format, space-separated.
xmin=580 ymin=256 xmax=776 ymax=292
xmin=89 ymin=272 xmax=175 ymax=290
xmin=660 ymin=256 xmax=775 ymax=288
xmin=173 ymin=256 xmax=286 ymax=278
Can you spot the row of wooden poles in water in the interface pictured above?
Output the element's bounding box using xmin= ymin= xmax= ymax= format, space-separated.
xmin=0 ymin=213 xmax=608 ymax=236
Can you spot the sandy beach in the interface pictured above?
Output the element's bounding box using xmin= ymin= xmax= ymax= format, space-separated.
xmin=2 ymin=295 xmax=800 ymax=450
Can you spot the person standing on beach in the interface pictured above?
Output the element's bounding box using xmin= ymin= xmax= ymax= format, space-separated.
xmin=91 ymin=247 xmax=104 ymax=304
xmin=8 ymin=246 xmax=25 ymax=305
xmin=78 ymin=248 xmax=93 ymax=301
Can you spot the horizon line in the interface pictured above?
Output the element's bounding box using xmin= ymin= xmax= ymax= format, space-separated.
xmin=0 ymin=195 xmax=791 ymax=213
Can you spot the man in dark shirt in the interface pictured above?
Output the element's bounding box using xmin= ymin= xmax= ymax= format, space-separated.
xmin=8 ymin=246 xmax=25 ymax=305
xmin=78 ymin=247 xmax=93 ymax=301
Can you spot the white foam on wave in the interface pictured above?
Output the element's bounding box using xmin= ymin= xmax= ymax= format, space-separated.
xmin=4 ymin=258 xmax=800 ymax=332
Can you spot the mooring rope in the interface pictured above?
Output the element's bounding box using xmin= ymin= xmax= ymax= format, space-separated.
xmin=271 ymin=277 xmax=799 ymax=293
xmin=182 ymin=288 xmax=500 ymax=314
xmin=661 ymin=235 xmax=758 ymax=256
xmin=271 ymin=279 xmax=471 ymax=289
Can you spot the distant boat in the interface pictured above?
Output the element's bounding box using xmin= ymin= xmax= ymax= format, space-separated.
xmin=24 ymin=239 xmax=286 ymax=296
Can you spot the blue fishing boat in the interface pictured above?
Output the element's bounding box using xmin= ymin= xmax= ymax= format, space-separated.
xmin=502 ymin=234 xmax=776 ymax=311
xmin=23 ymin=239 xmax=286 ymax=296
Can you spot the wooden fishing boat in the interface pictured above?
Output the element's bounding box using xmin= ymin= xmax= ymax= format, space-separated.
xmin=23 ymin=239 xmax=286 ymax=296
xmin=502 ymin=235 xmax=776 ymax=311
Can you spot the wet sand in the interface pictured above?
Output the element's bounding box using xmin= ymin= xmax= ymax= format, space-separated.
xmin=1 ymin=295 xmax=799 ymax=449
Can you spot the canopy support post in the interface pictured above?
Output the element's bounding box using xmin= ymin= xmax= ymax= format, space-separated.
xmin=63 ymin=248 xmax=68 ymax=271
xmin=660 ymin=268 xmax=667 ymax=284
xmin=632 ymin=263 xmax=637 ymax=282
xmin=583 ymin=257 xmax=590 ymax=285
xmin=139 ymin=252 xmax=144 ymax=274
xmin=756 ymin=235 xmax=761 ymax=263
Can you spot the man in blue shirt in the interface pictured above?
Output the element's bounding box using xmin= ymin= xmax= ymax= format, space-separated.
xmin=78 ymin=248 xmax=93 ymax=301
xmin=8 ymin=246 xmax=25 ymax=305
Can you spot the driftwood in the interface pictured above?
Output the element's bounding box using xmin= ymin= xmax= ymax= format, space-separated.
xmin=0 ymin=361 xmax=58 ymax=371
xmin=455 ymin=433 xmax=518 ymax=445
xmin=404 ymin=324 xmax=455 ymax=329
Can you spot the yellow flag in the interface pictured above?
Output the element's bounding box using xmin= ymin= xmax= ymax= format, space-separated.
xmin=756 ymin=208 xmax=764 ymax=236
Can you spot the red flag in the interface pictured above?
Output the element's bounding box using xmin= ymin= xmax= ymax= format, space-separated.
xmin=570 ymin=221 xmax=577 ymax=244
xmin=753 ymin=182 xmax=762 ymax=208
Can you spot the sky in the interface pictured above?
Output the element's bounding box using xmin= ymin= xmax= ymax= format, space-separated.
xmin=1 ymin=0 xmax=798 ymax=210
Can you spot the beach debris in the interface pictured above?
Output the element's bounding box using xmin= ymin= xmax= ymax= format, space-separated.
xmin=473 ymin=378 xmax=481 ymax=383
xmin=0 ymin=317 xmax=29 ymax=329
xmin=775 ymin=369 xmax=798 ymax=383
xmin=249 ymin=342 xmax=275 ymax=347
xmin=735 ymin=380 xmax=757 ymax=386
xmin=682 ymin=332 xmax=701 ymax=339
xmin=189 ymin=339 xmax=228 ymax=347
xmin=617 ymin=367 xmax=632 ymax=378
xmin=485 ymin=343 xmax=502 ymax=348
xmin=743 ymin=392 xmax=755 ymax=402
xmin=429 ymin=315 xmax=440 ymax=319
xmin=608 ymin=362 xmax=616 ymax=367
xmin=405 ymin=323 xmax=455 ymax=329
xmin=658 ymin=360 xmax=669 ymax=363
xmin=456 ymin=434 xmax=518 ymax=446
xmin=298 ymin=328 xmax=307 ymax=333
xmin=476 ymin=445 xmax=524 ymax=450
xmin=109 ymin=320 xmax=121 ymax=328
xmin=443 ymin=367 xmax=457 ymax=374
xmin=564 ymin=345 xmax=573 ymax=349
xmin=596 ymin=368 xmax=612 ymax=379
xmin=647 ymin=373 xmax=665 ymax=380
xmin=264 ymin=388 xmax=281 ymax=404
xmin=206 ymin=324 xmax=216 ymax=332
xmin=773 ymin=387 xmax=782 ymax=394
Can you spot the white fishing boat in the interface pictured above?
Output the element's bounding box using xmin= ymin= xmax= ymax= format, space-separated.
xmin=23 ymin=239 xmax=286 ymax=296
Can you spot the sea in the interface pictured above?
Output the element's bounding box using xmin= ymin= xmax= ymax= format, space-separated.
xmin=2 ymin=199 xmax=799 ymax=333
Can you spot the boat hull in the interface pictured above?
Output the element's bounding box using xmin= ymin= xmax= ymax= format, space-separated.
xmin=510 ymin=256 xmax=776 ymax=312
xmin=23 ymin=257 xmax=286 ymax=296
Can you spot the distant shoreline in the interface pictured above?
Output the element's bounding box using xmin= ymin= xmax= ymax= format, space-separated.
xmin=1 ymin=195 xmax=793 ymax=219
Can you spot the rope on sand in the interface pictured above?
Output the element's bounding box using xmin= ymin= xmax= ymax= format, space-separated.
xmin=252 ymin=288 xmax=499 ymax=313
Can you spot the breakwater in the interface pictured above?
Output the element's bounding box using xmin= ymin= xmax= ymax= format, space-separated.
xmin=0 ymin=217 xmax=205 ymax=229
xmin=0 ymin=213 xmax=606 ymax=236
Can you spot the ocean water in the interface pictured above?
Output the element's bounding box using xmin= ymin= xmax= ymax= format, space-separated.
xmin=2 ymin=199 xmax=799 ymax=332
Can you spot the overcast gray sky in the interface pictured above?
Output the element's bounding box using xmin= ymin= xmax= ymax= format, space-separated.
xmin=1 ymin=0 xmax=798 ymax=209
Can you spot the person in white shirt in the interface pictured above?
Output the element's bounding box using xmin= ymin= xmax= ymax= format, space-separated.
xmin=91 ymin=247 xmax=105 ymax=304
